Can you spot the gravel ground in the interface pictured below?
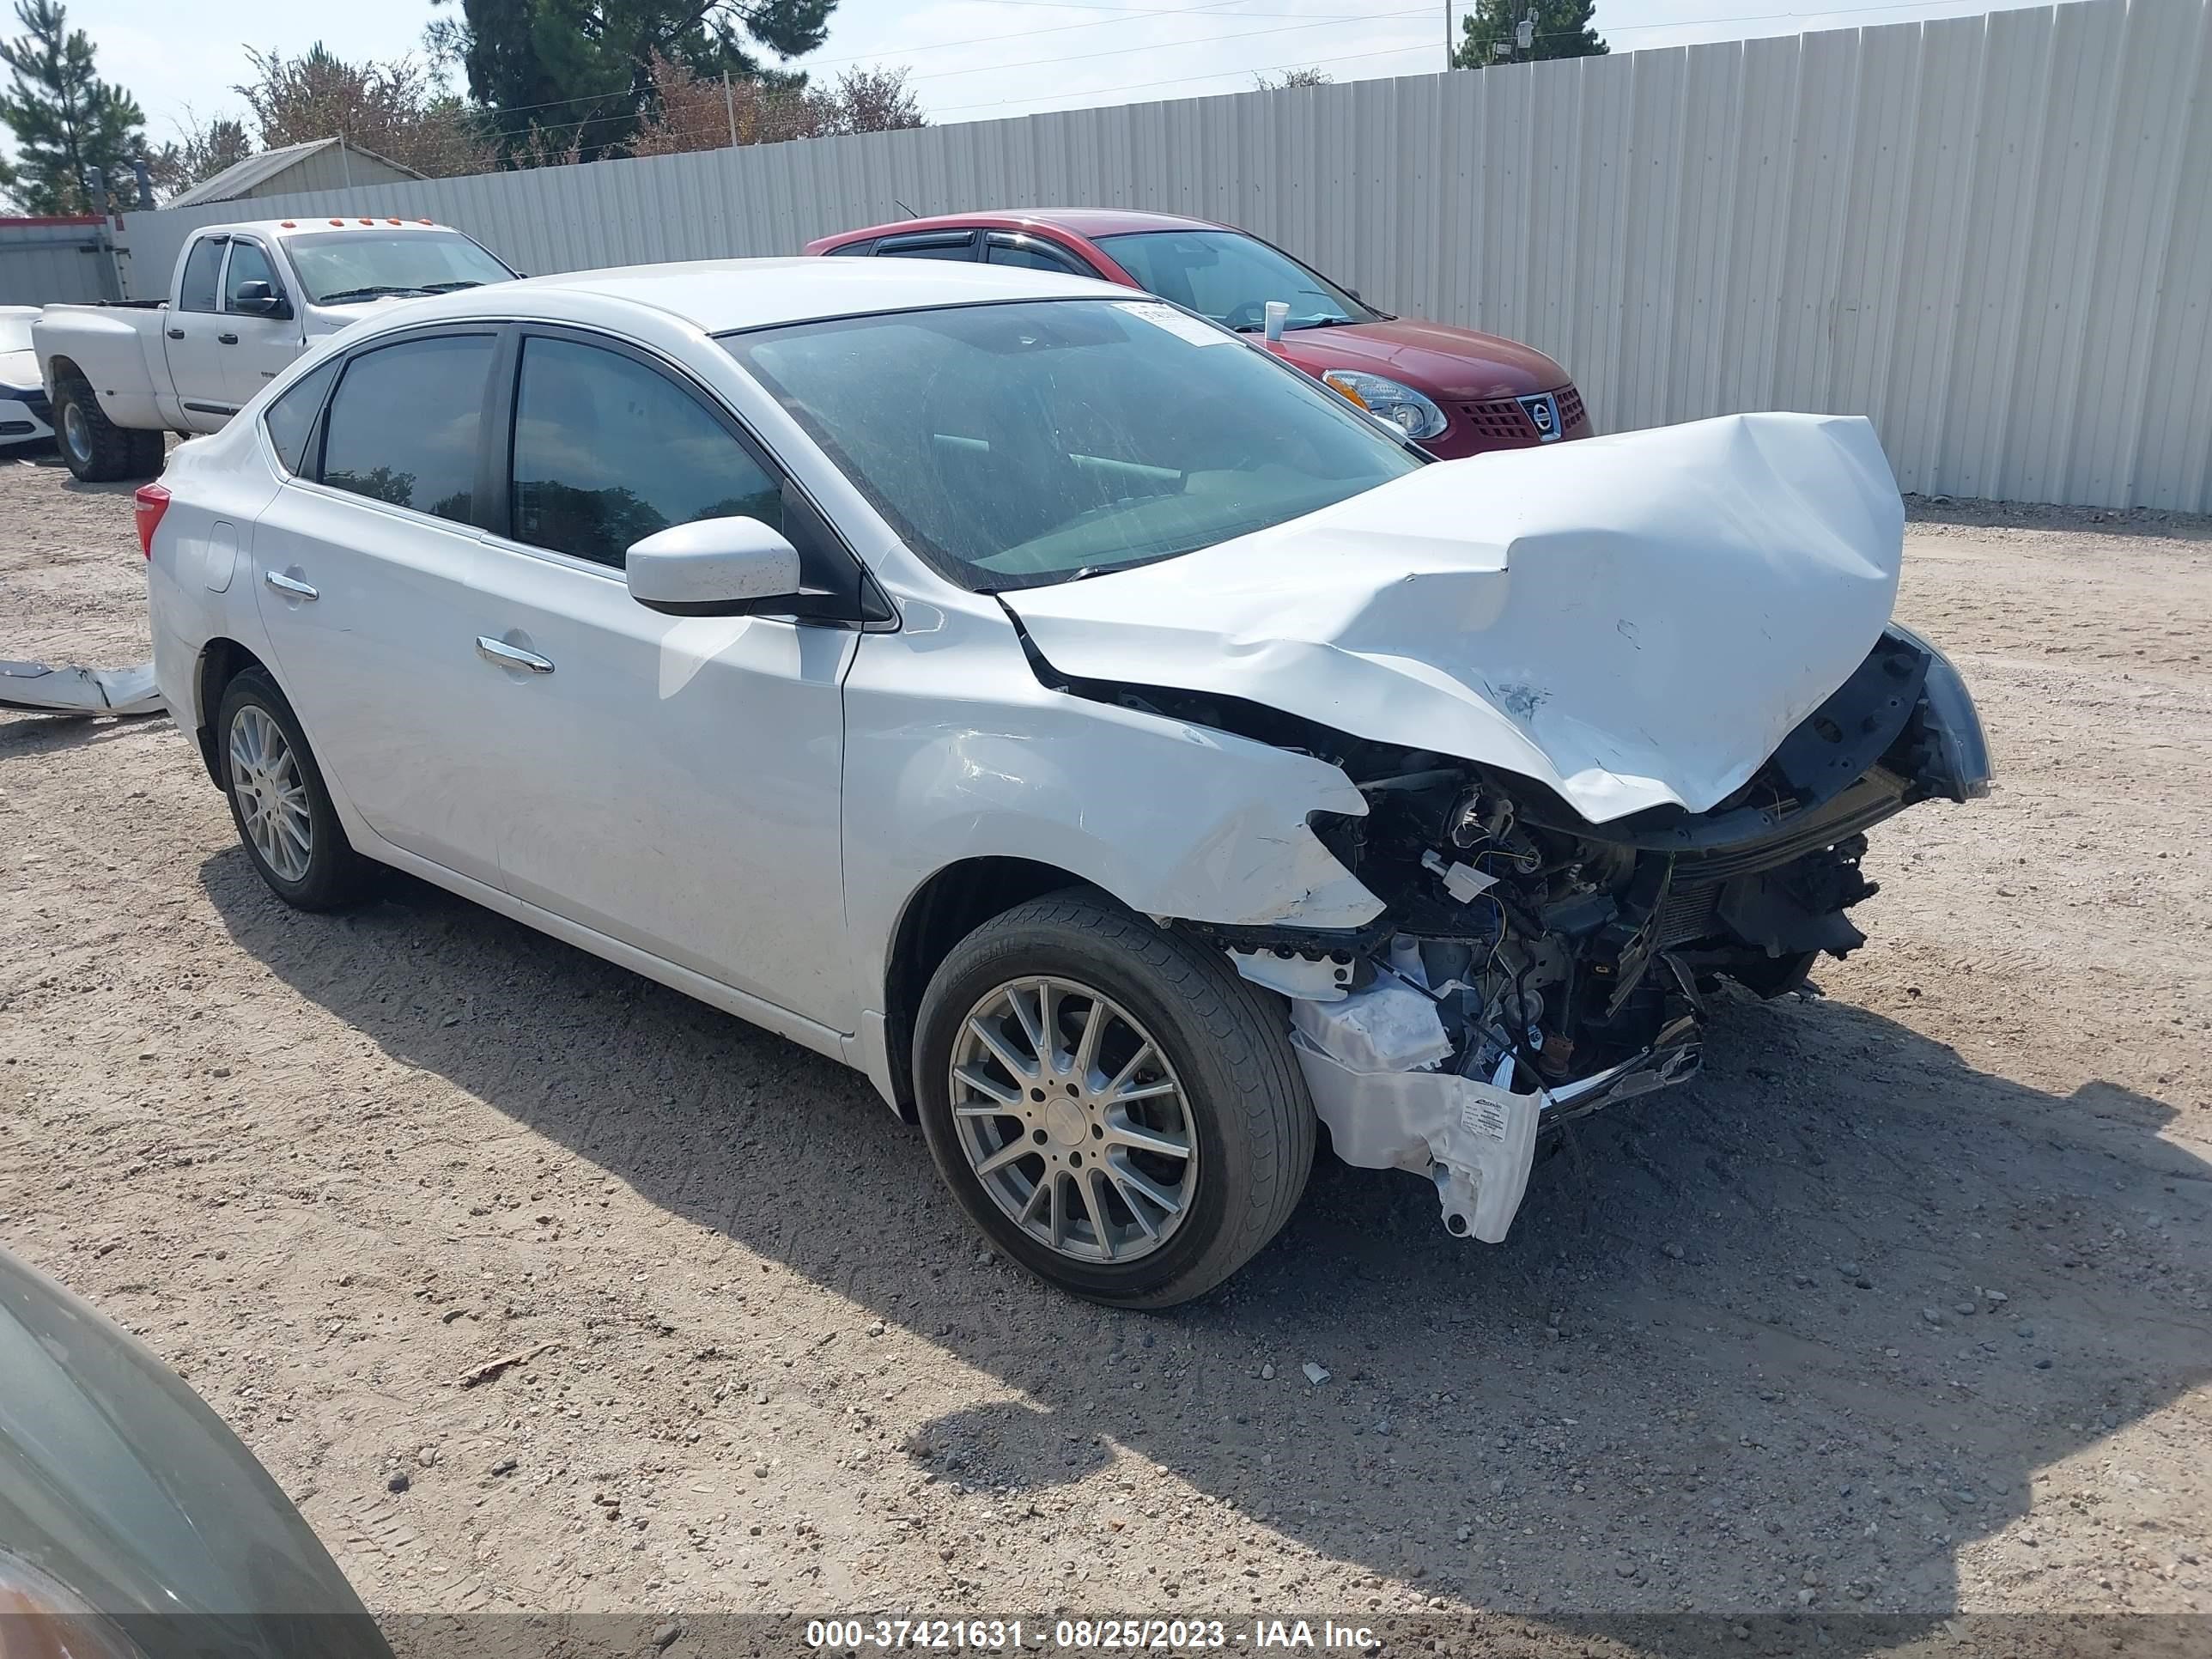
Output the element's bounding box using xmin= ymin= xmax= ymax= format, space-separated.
xmin=2 ymin=445 xmax=2209 ymax=1652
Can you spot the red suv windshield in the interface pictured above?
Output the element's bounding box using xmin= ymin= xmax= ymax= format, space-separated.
xmin=1094 ymin=229 xmax=1376 ymax=333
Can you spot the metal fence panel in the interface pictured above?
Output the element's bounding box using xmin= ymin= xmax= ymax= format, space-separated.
xmin=114 ymin=0 xmax=2211 ymax=509
xmin=0 ymin=218 xmax=120 ymax=306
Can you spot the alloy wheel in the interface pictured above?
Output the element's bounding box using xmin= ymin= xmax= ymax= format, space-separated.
xmin=228 ymin=703 xmax=313 ymax=883
xmin=61 ymin=401 xmax=88 ymax=465
xmin=948 ymin=975 xmax=1198 ymax=1263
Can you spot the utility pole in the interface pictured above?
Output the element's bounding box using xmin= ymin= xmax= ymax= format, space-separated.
xmin=1444 ymin=0 xmax=1453 ymax=70
xmin=722 ymin=69 xmax=739 ymax=148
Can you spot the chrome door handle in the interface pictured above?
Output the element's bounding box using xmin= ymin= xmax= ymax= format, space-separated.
xmin=264 ymin=570 xmax=318 ymax=599
xmin=476 ymin=635 xmax=554 ymax=674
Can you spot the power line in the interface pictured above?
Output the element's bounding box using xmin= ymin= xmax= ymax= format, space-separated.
xmin=901 ymin=3 xmax=1437 ymax=83
xmin=469 ymin=2 xmax=1437 ymax=140
xmin=933 ymin=37 xmax=1437 ymax=112
xmin=459 ymin=0 xmax=1373 ymax=128
xmin=929 ymin=0 xmax=2033 ymax=113
xmin=467 ymin=0 xmax=2029 ymax=145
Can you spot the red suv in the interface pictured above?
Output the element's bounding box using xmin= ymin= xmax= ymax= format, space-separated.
xmin=805 ymin=209 xmax=1589 ymax=459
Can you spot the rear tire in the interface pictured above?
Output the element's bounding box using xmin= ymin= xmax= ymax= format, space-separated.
xmin=54 ymin=374 xmax=162 ymax=483
xmin=216 ymin=668 xmax=374 ymax=911
xmin=914 ymin=890 xmax=1315 ymax=1309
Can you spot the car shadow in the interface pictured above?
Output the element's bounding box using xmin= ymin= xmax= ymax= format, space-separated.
xmin=200 ymin=852 xmax=2209 ymax=1641
xmin=0 ymin=708 xmax=166 ymax=760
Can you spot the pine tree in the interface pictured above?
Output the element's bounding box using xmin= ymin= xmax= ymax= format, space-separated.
xmin=0 ymin=0 xmax=146 ymax=214
xmin=425 ymin=0 xmax=836 ymax=161
xmin=1450 ymin=0 xmax=1607 ymax=70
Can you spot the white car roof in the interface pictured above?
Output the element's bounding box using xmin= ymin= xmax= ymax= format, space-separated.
xmin=369 ymin=256 xmax=1117 ymax=337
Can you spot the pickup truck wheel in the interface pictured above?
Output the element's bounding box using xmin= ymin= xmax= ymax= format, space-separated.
xmin=914 ymin=890 xmax=1316 ymax=1309
xmin=55 ymin=375 xmax=161 ymax=483
xmin=216 ymin=668 xmax=374 ymax=911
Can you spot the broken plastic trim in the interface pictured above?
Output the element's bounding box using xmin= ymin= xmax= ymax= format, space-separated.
xmin=1292 ymin=1018 xmax=1704 ymax=1243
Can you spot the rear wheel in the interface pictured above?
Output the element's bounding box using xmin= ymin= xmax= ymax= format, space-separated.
xmin=216 ymin=668 xmax=374 ymax=911
xmin=54 ymin=375 xmax=162 ymax=483
xmin=914 ymin=890 xmax=1315 ymax=1308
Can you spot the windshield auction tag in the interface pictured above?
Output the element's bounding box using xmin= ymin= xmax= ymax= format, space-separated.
xmin=1114 ymin=301 xmax=1234 ymax=346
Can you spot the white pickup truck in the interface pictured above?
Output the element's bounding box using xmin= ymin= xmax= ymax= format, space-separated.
xmin=34 ymin=216 xmax=517 ymax=481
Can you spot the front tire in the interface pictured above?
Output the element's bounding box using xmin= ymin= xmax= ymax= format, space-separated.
xmin=914 ymin=891 xmax=1315 ymax=1308
xmin=216 ymin=668 xmax=374 ymax=911
xmin=53 ymin=375 xmax=162 ymax=483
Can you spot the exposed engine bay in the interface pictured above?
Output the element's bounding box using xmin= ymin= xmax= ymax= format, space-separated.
xmin=1055 ymin=623 xmax=1992 ymax=1243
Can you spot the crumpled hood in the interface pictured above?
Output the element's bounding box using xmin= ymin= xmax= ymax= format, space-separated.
xmin=1003 ymin=412 xmax=1905 ymax=823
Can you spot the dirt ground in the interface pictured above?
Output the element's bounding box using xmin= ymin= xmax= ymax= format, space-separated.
xmin=2 ymin=445 xmax=2209 ymax=1653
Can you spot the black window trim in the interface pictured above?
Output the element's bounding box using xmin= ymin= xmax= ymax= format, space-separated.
xmin=982 ymin=230 xmax=1097 ymax=278
xmin=480 ymin=321 xmax=891 ymax=629
xmin=871 ymin=228 xmax=981 ymax=262
xmin=295 ymin=323 xmax=506 ymax=533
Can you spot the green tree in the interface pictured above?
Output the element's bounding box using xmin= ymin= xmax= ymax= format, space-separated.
xmin=237 ymin=45 xmax=494 ymax=179
xmin=426 ymin=0 xmax=837 ymax=162
xmin=0 ymin=0 xmax=147 ymax=214
xmin=1449 ymin=0 xmax=1607 ymax=69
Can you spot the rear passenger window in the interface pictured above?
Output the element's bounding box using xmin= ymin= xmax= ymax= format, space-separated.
xmin=263 ymin=358 xmax=337 ymax=475
xmin=178 ymin=239 xmax=224 ymax=313
xmin=319 ymin=334 xmax=492 ymax=523
xmin=509 ymin=335 xmax=781 ymax=568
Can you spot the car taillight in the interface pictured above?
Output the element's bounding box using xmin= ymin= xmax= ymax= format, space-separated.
xmin=133 ymin=483 xmax=171 ymax=558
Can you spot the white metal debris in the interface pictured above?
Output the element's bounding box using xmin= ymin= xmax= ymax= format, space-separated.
xmin=0 ymin=658 xmax=162 ymax=717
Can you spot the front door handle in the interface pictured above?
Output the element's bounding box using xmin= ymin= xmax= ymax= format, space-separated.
xmin=476 ymin=635 xmax=554 ymax=674
xmin=264 ymin=569 xmax=318 ymax=599
xmin=218 ymin=332 xmax=239 ymax=345
xmin=167 ymin=327 xmax=185 ymax=340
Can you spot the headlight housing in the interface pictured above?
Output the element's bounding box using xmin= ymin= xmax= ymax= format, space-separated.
xmin=1318 ymin=369 xmax=1449 ymax=441
xmin=1886 ymin=623 xmax=1994 ymax=800
xmin=0 ymin=1551 xmax=150 ymax=1658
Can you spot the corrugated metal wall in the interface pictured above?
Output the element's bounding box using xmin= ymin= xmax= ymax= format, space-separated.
xmin=118 ymin=0 xmax=2212 ymax=510
xmin=245 ymin=144 xmax=422 ymax=199
xmin=0 ymin=217 xmax=123 ymax=306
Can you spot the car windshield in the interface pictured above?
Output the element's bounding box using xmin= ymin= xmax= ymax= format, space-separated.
xmin=1094 ymin=229 xmax=1375 ymax=332
xmin=285 ymin=229 xmax=515 ymax=306
xmin=0 ymin=314 xmax=33 ymax=355
xmin=722 ymin=298 xmax=1422 ymax=592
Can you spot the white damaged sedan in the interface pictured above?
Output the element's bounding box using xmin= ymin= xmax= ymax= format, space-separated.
xmin=141 ymin=258 xmax=1990 ymax=1305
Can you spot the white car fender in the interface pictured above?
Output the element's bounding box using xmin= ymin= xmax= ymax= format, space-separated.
xmin=839 ymin=596 xmax=1382 ymax=1098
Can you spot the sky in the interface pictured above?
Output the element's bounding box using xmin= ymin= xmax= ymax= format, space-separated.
xmin=52 ymin=0 xmax=2055 ymax=153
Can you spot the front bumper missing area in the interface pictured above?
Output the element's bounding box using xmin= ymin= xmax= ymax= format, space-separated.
xmin=1293 ymin=1024 xmax=1703 ymax=1241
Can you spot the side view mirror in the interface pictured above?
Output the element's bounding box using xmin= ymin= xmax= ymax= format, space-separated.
xmin=626 ymin=515 xmax=804 ymax=617
xmin=233 ymin=280 xmax=291 ymax=319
